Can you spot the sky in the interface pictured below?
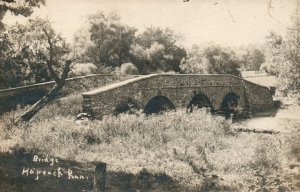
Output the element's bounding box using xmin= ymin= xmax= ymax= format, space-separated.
xmin=3 ymin=0 xmax=298 ymax=48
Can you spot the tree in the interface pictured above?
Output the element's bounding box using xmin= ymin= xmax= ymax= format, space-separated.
xmin=130 ymin=27 xmax=186 ymax=74
xmin=264 ymin=2 xmax=300 ymax=94
xmin=0 ymin=0 xmax=45 ymax=29
xmin=262 ymin=32 xmax=284 ymax=76
xmin=280 ymin=2 xmax=300 ymax=93
xmin=179 ymin=45 xmax=207 ymax=74
xmin=72 ymin=28 xmax=90 ymax=61
xmin=0 ymin=31 xmax=13 ymax=88
xmin=14 ymin=18 xmax=74 ymax=123
xmin=204 ymin=46 xmax=241 ymax=76
xmin=81 ymin=12 xmax=137 ymax=70
xmin=180 ymin=45 xmax=241 ymax=76
xmin=250 ymin=49 xmax=265 ymax=72
xmin=0 ymin=18 xmax=71 ymax=88
xmin=239 ymin=48 xmax=265 ymax=72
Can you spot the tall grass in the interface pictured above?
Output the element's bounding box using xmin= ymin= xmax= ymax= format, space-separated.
xmin=6 ymin=109 xmax=232 ymax=189
xmin=0 ymin=92 xmax=292 ymax=191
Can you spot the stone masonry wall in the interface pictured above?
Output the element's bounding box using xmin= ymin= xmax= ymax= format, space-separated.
xmin=243 ymin=80 xmax=274 ymax=112
xmin=83 ymin=74 xmax=272 ymax=119
xmin=0 ymin=74 xmax=135 ymax=114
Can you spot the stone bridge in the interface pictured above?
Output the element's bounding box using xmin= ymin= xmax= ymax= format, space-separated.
xmin=82 ymin=74 xmax=274 ymax=119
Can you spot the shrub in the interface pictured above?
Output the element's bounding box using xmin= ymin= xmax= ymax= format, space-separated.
xmin=119 ymin=63 xmax=139 ymax=75
xmin=70 ymin=63 xmax=97 ymax=76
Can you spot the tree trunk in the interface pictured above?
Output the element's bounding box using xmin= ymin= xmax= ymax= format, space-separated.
xmin=14 ymin=82 xmax=64 ymax=124
xmin=13 ymin=27 xmax=72 ymax=124
xmin=0 ymin=9 xmax=7 ymax=30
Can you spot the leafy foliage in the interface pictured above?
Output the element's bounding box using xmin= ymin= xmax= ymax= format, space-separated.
xmin=264 ymin=4 xmax=300 ymax=94
xmin=203 ymin=46 xmax=241 ymax=76
xmin=240 ymin=48 xmax=265 ymax=71
xmin=118 ymin=62 xmax=139 ymax=75
xmin=180 ymin=45 xmax=241 ymax=76
xmin=0 ymin=0 xmax=45 ymax=17
xmin=280 ymin=5 xmax=300 ymax=93
xmin=261 ymin=32 xmax=284 ymax=76
xmin=130 ymin=27 xmax=186 ymax=74
xmin=179 ymin=45 xmax=205 ymax=74
xmin=70 ymin=63 xmax=97 ymax=76
xmin=75 ymin=13 xmax=186 ymax=75
xmin=0 ymin=0 xmax=45 ymax=29
xmin=81 ymin=12 xmax=137 ymax=69
xmin=0 ymin=18 xmax=71 ymax=89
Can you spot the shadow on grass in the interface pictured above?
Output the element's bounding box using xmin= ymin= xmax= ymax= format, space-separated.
xmin=0 ymin=149 xmax=185 ymax=192
xmin=0 ymin=148 xmax=238 ymax=192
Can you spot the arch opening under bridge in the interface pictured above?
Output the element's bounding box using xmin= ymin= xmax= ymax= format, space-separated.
xmin=187 ymin=93 xmax=213 ymax=113
xmin=221 ymin=92 xmax=240 ymax=119
xmin=144 ymin=95 xmax=175 ymax=115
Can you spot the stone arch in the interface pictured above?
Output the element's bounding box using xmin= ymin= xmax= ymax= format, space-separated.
xmin=187 ymin=93 xmax=213 ymax=113
xmin=113 ymin=98 xmax=139 ymax=115
xmin=221 ymin=92 xmax=240 ymax=119
xmin=144 ymin=96 xmax=175 ymax=115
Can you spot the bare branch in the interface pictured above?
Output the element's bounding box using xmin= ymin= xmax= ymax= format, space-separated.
xmin=267 ymin=0 xmax=273 ymax=16
xmin=227 ymin=8 xmax=235 ymax=22
xmin=226 ymin=0 xmax=235 ymax=23
xmin=267 ymin=0 xmax=299 ymax=31
xmin=267 ymin=0 xmax=281 ymax=24
xmin=69 ymin=57 xmax=81 ymax=70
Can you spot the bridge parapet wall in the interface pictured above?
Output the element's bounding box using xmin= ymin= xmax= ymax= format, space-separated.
xmin=242 ymin=80 xmax=274 ymax=112
xmin=82 ymin=75 xmax=157 ymax=118
xmin=0 ymin=74 xmax=134 ymax=114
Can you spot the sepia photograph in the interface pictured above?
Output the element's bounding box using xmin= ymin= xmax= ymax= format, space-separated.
xmin=0 ymin=0 xmax=299 ymax=191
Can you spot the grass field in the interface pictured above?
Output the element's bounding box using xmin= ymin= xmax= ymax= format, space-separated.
xmin=0 ymin=91 xmax=298 ymax=191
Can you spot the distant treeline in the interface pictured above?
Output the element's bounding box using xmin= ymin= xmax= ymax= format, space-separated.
xmin=1 ymin=8 xmax=300 ymax=95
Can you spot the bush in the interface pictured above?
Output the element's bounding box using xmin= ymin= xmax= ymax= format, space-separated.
xmin=119 ymin=63 xmax=139 ymax=75
xmin=260 ymin=61 xmax=278 ymax=76
xmin=70 ymin=63 xmax=97 ymax=76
